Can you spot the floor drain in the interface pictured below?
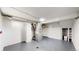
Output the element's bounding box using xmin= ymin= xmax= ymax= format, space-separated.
xmin=36 ymin=46 xmax=39 ymax=48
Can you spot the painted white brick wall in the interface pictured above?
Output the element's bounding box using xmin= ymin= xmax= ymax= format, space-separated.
xmin=43 ymin=20 xmax=74 ymax=40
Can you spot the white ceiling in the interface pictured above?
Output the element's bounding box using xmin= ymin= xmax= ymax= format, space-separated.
xmin=1 ymin=7 xmax=79 ymax=23
xmin=14 ymin=7 xmax=79 ymax=20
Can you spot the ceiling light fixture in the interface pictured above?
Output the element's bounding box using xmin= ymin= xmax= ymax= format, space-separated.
xmin=39 ymin=18 xmax=45 ymax=22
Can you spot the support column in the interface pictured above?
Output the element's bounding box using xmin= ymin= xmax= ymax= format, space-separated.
xmin=36 ymin=23 xmax=43 ymax=41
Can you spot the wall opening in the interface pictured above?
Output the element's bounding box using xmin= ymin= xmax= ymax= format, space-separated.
xmin=62 ymin=28 xmax=72 ymax=42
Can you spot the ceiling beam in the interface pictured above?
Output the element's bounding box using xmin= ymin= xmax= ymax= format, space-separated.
xmin=1 ymin=7 xmax=39 ymax=23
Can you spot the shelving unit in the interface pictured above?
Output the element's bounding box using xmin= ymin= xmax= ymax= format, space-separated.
xmin=62 ymin=28 xmax=72 ymax=42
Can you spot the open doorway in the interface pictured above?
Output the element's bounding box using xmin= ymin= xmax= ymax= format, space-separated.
xmin=62 ymin=28 xmax=72 ymax=42
xmin=62 ymin=28 xmax=68 ymax=41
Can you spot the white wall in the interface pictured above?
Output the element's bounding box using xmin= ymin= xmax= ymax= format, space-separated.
xmin=72 ymin=19 xmax=79 ymax=50
xmin=21 ymin=22 xmax=33 ymax=43
xmin=0 ymin=16 xmax=33 ymax=51
xmin=43 ymin=20 xmax=74 ymax=40
xmin=2 ymin=17 xmax=23 ymax=48
xmin=60 ymin=19 xmax=74 ymax=28
xmin=21 ymin=23 xmax=26 ymax=42
xmin=43 ymin=22 xmax=62 ymax=40
xmin=26 ymin=23 xmax=33 ymax=42
xmin=0 ymin=11 xmax=4 ymax=51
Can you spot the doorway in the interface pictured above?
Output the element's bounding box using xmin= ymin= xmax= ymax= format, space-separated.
xmin=62 ymin=28 xmax=72 ymax=42
xmin=62 ymin=28 xmax=68 ymax=41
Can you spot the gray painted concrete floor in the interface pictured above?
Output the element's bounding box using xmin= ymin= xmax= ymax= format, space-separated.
xmin=3 ymin=37 xmax=76 ymax=51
